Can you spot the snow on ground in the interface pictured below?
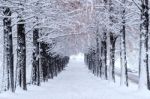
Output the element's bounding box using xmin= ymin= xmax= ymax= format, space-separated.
xmin=0 ymin=54 xmax=150 ymax=99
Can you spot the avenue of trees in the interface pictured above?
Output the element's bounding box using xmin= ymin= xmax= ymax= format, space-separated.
xmin=0 ymin=0 xmax=150 ymax=93
xmin=0 ymin=0 xmax=70 ymax=92
xmin=85 ymin=0 xmax=150 ymax=90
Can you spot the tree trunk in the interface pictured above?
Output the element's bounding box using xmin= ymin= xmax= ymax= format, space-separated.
xmin=40 ymin=43 xmax=49 ymax=82
xmin=139 ymin=0 xmax=150 ymax=90
xmin=17 ymin=18 xmax=27 ymax=90
xmin=101 ymin=31 xmax=107 ymax=79
xmin=108 ymin=0 xmax=117 ymax=82
xmin=3 ymin=7 xmax=15 ymax=92
xmin=120 ymin=0 xmax=128 ymax=86
xmin=96 ymin=29 xmax=102 ymax=77
xmin=32 ymin=28 xmax=40 ymax=86
xmin=109 ymin=33 xmax=117 ymax=82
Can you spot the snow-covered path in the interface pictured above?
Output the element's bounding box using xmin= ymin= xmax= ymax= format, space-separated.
xmin=0 ymin=55 xmax=150 ymax=99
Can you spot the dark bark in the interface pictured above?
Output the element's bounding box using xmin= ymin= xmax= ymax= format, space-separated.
xmin=120 ymin=0 xmax=128 ymax=86
xmin=96 ymin=32 xmax=102 ymax=77
xmin=139 ymin=0 xmax=150 ymax=90
xmin=110 ymin=33 xmax=117 ymax=82
xmin=101 ymin=32 xmax=107 ymax=79
xmin=17 ymin=19 xmax=27 ymax=90
xmin=40 ymin=43 xmax=49 ymax=81
xmin=3 ymin=7 xmax=15 ymax=92
xmin=32 ymin=28 xmax=40 ymax=86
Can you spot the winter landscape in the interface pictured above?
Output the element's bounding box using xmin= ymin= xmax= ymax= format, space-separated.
xmin=0 ymin=0 xmax=150 ymax=99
